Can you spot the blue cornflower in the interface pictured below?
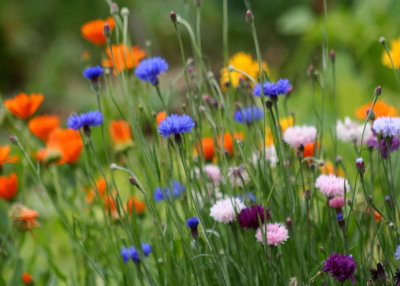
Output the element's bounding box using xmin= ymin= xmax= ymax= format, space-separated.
xmin=158 ymin=114 xmax=195 ymax=138
xmin=121 ymin=247 xmax=131 ymax=264
xmin=238 ymin=192 xmax=257 ymax=203
xmin=154 ymin=181 xmax=186 ymax=202
xmin=187 ymin=217 xmax=199 ymax=229
xmin=142 ymin=243 xmax=152 ymax=257
xmin=253 ymin=79 xmax=291 ymax=97
xmin=337 ymin=214 xmax=343 ymax=221
xmin=67 ymin=110 xmax=103 ymax=130
xmin=396 ymin=245 xmax=400 ymax=260
xmin=234 ymin=106 xmax=263 ymax=124
xmin=83 ymin=65 xmax=104 ymax=81
xmin=135 ymin=57 xmax=168 ymax=85
xmin=129 ymin=246 xmax=140 ymax=263
xmin=372 ymin=116 xmax=400 ymax=138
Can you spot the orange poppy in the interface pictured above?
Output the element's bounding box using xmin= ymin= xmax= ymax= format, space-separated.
xmin=19 ymin=208 xmax=40 ymax=230
xmin=0 ymin=145 xmax=18 ymax=168
xmin=85 ymin=177 xmax=107 ymax=203
xmin=356 ymin=100 xmax=398 ymax=120
xmin=127 ymin=197 xmax=146 ymax=215
xmin=320 ymin=161 xmax=344 ymax=177
xmin=103 ymin=44 xmax=146 ymax=74
xmin=302 ymin=142 xmax=320 ymax=164
xmin=156 ymin=111 xmax=167 ymax=125
xmin=0 ymin=173 xmax=17 ymax=200
xmin=4 ymin=93 xmax=44 ymax=119
xmin=220 ymin=132 xmax=244 ymax=156
xmin=81 ymin=17 xmax=115 ymax=45
xmin=36 ymin=128 xmax=83 ymax=165
xmin=109 ymin=120 xmax=133 ymax=152
xmin=196 ymin=138 xmax=215 ymax=160
xmin=104 ymin=194 xmax=117 ymax=215
xmin=28 ymin=115 xmax=60 ymax=141
xmin=22 ymin=273 xmax=33 ymax=285
xmin=367 ymin=208 xmax=383 ymax=223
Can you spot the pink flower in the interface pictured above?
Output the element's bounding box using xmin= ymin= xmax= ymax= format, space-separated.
xmin=315 ymin=175 xmax=350 ymax=197
xmin=283 ymin=125 xmax=317 ymax=148
xmin=329 ymin=196 xmax=345 ymax=209
xmin=210 ymin=197 xmax=246 ymax=223
xmin=204 ymin=164 xmax=221 ymax=185
xmin=255 ymin=223 xmax=289 ymax=246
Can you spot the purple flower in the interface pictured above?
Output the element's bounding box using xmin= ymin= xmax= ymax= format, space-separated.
xmin=121 ymin=244 xmax=151 ymax=264
xmin=253 ymin=79 xmax=291 ymax=97
xmin=141 ymin=243 xmax=152 ymax=257
xmin=154 ymin=181 xmax=186 ymax=202
xmin=158 ymin=114 xmax=195 ymax=137
xmin=238 ymin=205 xmax=270 ymax=230
xmin=83 ymin=65 xmax=104 ymax=81
xmin=135 ymin=57 xmax=168 ymax=85
xmin=234 ymin=105 xmax=263 ymax=124
xmin=372 ymin=116 xmax=400 ymax=138
xmin=367 ymin=136 xmax=400 ymax=158
xmin=322 ymin=253 xmax=357 ymax=283
xmin=121 ymin=247 xmax=130 ymax=264
xmin=67 ymin=110 xmax=103 ymax=130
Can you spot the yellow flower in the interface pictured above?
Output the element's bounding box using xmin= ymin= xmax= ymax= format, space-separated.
xmin=265 ymin=127 xmax=274 ymax=147
xmin=220 ymin=52 xmax=269 ymax=90
xmin=279 ymin=116 xmax=294 ymax=132
xmin=382 ymin=38 xmax=400 ymax=69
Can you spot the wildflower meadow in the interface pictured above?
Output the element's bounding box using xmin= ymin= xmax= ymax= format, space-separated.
xmin=2 ymin=0 xmax=400 ymax=285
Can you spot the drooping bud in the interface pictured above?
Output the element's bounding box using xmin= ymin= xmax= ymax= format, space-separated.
xmin=9 ymin=135 xmax=18 ymax=145
xmin=129 ymin=176 xmax=137 ymax=186
xmin=265 ymin=100 xmax=273 ymax=109
xmin=170 ymin=11 xmax=177 ymax=23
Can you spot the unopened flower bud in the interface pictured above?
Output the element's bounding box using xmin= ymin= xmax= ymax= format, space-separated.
xmin=246 ymin=10 xmax=254 ymax=23
xmin=286 ymin=217 xmax=292 ymax=228
xmin=385 ymin=195 xmax=392 ymax=207
xmin=129 ymin=176 xmax=137 ymax=186
xmin=170 ymin=11 xmax=177 ymax=23
xmin=379 ymin=36 xmax=386 ymax=46
xmin=307 ymin=65 xmax=314 ymax=77
xmin=121 ymin=7 xmax=129 ymax=17
xmin=103 ymin=23 xmax=112 ymax=38
xmin=366 ymin=108 xmax=375 ymax=121
xmin=110 ymin=163 xmax=118 ymax=170
xmin=319 ymin=246 xmax=325 ymax=253
xmin=296 ymin=151 xmax=303 ymax=161
xmin=335 ymin=155 xmax=342 ymax=164
xmin=265 ymin=100 xmax=273 ymax=109
xmin=374 ymin=85 xmax=382 ymax=97
xmin=9 ymin=135 xmax=18 ymax=145
xmin=110 ymin=3 xmax=119 ymax=15
xmin=304 ymin=189 xmax=311 ymax=201
xmin=329 ymin=50 xmax=336 ymax=62
xmin=356 ymin=157 xmax=365 ymax=174
xmin=203 ymin=94 xmax=210 ymax=102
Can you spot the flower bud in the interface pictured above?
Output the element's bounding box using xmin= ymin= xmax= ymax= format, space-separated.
xmin=304 ymin=189 xmax=311 ymax=201
xmin=366 ymin=108 xmax=375 ymax=121
xmin=9 ymin=135 xmax=18 ymax=145
xmin=121 ymin=7 xmax=129 ymax=17
xmin=103 ymin=23 xmax=112 ymax=38
xmin=265 ymin=100 xmax=273 ymax=109
xmin=246 ymin=10 xmax=254 ymax=23
xmin=335 ymin=155 xmax=342 ymax=164
xmin=129 ymin=176 xmax=137 ymax=186
xmin=170 ymin=11 xmax=177 ymax=23
xmin=379 ymin=36 xmax=386 ymax=46
xmin=385 ymin=195 xmax=392 ymax=207
xmin=329 ymin=50 xmax=336 ymax=62
xmin=374 ymin=85 xmax=382 ymax=97
xmin=286 ymin=217 xmax=292 ymax=228
xmin=194 ymin=0 xmax=201 ymax=7
xmin=356 ymin=157 xmax=365 ymax=174
xmin=110 ymin=3 xmax=119 ymax=15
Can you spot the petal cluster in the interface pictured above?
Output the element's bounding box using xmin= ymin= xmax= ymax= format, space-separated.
xmin=67 ymin=110 xmax=104 ymax=130
xmin=233 ymin=106 xmax=263 ymax=124
xmin=210 ymin=197 xmax=246 ymax=223
xmin=283 ymin=125 xmax=317 ymax=148
xmin=158 ymin=114 xmax=195 ymax=137
xmin=315 ymin=174 xmax=350 ymax=197
xmin=253 ymin=79 xmax=291 ymax=97
xmin=135 ymin=57 xmax=169 ymax=85
xmin=322 ymin=253 xmax=357 ymax=283
xmin=255 ymin=222 xmax=289 ymax=246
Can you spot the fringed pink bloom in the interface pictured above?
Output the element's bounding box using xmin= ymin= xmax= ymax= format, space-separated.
xmin=315 ymin=174 xmax=350 ymax=197
xmin=210 ymin=197 xmax=245 ymax=223
xmin=283 ymin=125 xmax=317 ymax=148
xmin=329 ymin=196 xmax=345 ymax=209
xmin=255 ymin=223 xmax=289 ymax=246
xmin=204 ymin=164 xmax=221 ymax=185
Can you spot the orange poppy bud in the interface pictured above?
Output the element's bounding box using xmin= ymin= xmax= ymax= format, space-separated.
xmin=9 ymin=203 xmax=39 ymax=231
xmin=0 ymin=173 xmax=18 ymax=200
xmin=22 ymin=273 xmax=33 ymax=285
xmin=4 ymin=93 xmax=44 ymax=119
xmin=0 ymin=145 xmax=18 ymax=168
xmin=81 ymin=17 xmax=115 ymax=45
xmin=28 ymin=115 xmax=60 ymax=141
xmin=220 ymin=132 xmax=244 ymax=156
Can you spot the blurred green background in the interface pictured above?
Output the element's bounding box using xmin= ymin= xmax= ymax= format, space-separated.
xmin=1 ymin=0 xmax=400 ymax=120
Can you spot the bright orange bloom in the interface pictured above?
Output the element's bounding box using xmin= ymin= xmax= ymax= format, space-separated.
xmin=197 ymin=138 xmax=215 ymax=160
xmin=4 ymin=93 xmax=44 ymax=119
xmin=356 ymin=100 xmax=398 ymax=120
xmin=127 ymin=197 xmax=146 ymax=215
xmin=220 ymin=132 xmax=244 ymax=156
xmin=156 ymin=111 xmax=167 ymax=125
xmin=22 ymin=273 xmax=33 ymax=285
xmin=103 ymin=44 xmax=146 ymax=74
xmin=0 ymin=145 xmax=18 ymax=168
xmin=9 ymin=204 xmax=39 ymax=232
xmin=85 ymin=177 xmax=107 ymax=203
xmin=28 ymin=115 xmax=60 ymax=141
xmin=81 ymin=17 xmax=115 ymax=45
xmin=36 ymin=129 xmax=83 ymax=165
xmin=104 ymin=195 xmax=116 ymax=215
xmin=19 ymin=209 xmax=39 ymax=230
xmin=0 ymin=173 xmax=18 ymax=200
xmin=109 ymin=120 xmax=133 ymax=152
xmin=302 ymin=142 xmax=320 ymax=165
xmin=367 ymin=208 xmax=383 ymax=223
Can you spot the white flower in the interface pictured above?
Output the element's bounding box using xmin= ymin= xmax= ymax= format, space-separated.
xmin=336 ymin=117 xmax=372 ymax=144
xmin=210 ymin=197 xmax=246 ymax=223
xmin=252 ymin=145 xmax=278 ymax=168
xmin=228 ymin=165 xmax=250 ymax=187
xmin=372 ymin=116 xmax=400 ymax=138
xmin=283 ymin=125 xmax=317 ymax=148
